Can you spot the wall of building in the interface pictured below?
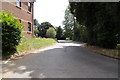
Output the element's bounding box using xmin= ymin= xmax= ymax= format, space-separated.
xmin=1 ymin=0 xmax=34 ymax=38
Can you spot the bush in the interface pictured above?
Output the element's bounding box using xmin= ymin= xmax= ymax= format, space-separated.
xmin=46 ymin=27 xmax=56 ymax=38
xmin=0 ymin=10 xmax=23 ymax=59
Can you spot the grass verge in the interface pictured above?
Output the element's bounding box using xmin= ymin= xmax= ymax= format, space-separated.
xmin=84 ymin=44 xmax=120 ymax=59
xmin=17 ymin=38 xmax=57 ymax=52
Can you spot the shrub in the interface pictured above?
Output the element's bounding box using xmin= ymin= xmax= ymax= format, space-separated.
xmin=0 ymin=10 xmax=23 ymax=59
xmin=46 ymin=27 xmax=56 ymax=38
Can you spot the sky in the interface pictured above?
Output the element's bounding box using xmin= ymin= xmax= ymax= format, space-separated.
xmin=34 ymin=0 xmax=69 ymax=27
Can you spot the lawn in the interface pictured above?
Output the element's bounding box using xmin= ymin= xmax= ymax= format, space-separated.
xmin=17 ymin=38 xmax=57 ymax=52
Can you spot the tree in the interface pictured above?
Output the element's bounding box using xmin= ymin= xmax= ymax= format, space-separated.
xmin=34 ymin=19 xmax=39 ymax=37
xmin=34 ymin=28 xmax=39 ymax=37
xmin=63 ymin=5 xmax=74 ymax=40
xmin=38 ymin=22 xmax=53 ymax=37
xmin=56 ymin=26 xmax=63 ymax=40
xmin=34 ymin=19 xmax=39 ymax=26
xmin=70 ymin=2 xmax=120 ymax=49
xmin=1 ymin=10 xmax=23 ymax=59
xmin=46 ymin=27 xmax=56 ymax=38
xmin=73 ymin=24 xmax=87 ymax=42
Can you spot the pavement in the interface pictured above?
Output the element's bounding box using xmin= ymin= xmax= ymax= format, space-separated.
xmin=2 ymin=40 xmax=119 ymax=78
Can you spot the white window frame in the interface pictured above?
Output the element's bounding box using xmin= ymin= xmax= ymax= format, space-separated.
xmin=16 ymin=0 xmax=21 ymax=7
xmin=28 ymin=2 xmax=31 ymax=12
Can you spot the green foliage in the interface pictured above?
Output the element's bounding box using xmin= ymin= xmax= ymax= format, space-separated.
xmin=0 ymin=10 xmax=23 ymax=59
xmin=38 ymin=22 xmax=54 ymax=38
xmin=56 ymin=26 xmax=63 ymax=40
xmin=34 ymin=28 xmax=39 ymax=37
xmin=46 ymin=27 xmax=56 ymax=38
xmin=0 ymin=23 xmax=2 ymax=59
xmin=70 ymin=3 xmax=120 ymax=49
xmin=117 ymin=44 xmax=120 ymax=49
xmin=63 ymin=5 xmax=74 ymax=40
xmin=34 ymin=19 xmax=40 ymax=37
xmin=66 ymin=37 xmax=70 ymax=40
xmin=34 ymin=19 xmax=39 ymax=26
xmin=73 ymin=24 xmax=87 ymax=42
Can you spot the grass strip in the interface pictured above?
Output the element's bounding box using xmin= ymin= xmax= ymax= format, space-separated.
xmin=17 ymin=38 xmax=57 ymax=52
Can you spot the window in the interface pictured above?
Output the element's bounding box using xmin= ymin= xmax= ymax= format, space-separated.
xmin=16 ymin=0 xmax=21 ymax=7
xmin=28 ymin=22 xmax=31 ymax=32
xmin=28 ymin=2 xmax=31 ymax=12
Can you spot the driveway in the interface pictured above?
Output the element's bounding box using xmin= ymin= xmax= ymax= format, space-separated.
xmin=2 ymin=40 xmax=118 ymax=78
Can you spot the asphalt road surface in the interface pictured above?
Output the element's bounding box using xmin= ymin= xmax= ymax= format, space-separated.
xmin=2 ymin=40 xmax=118 ymax=78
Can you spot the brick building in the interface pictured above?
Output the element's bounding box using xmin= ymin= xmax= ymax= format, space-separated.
xmin=0 ymin=0 xmax=35 ymax=37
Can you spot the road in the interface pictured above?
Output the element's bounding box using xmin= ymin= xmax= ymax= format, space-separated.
xmin=2 ymin=40 xmax=118 ymax=78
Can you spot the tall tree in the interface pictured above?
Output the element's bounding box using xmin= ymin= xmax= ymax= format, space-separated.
xmin=34 ymin=19 xmax=39 ymax=26
xmin=63 ymin=5 xmax=74 ymax=40
xmin=70 ymin=2 xmax=120 ymax=48
xmin=34 ymin=19 xmax=39 ymax=37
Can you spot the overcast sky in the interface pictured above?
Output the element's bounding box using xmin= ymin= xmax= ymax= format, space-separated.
xmin=34 ymin=0 xmax=69 ymax=27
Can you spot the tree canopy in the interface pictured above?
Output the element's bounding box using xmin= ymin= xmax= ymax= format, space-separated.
xmin=56 ymin=26 xmax=63 ymax=40
xmin=70 ymin=2 xmax=120 ymax=49
xmin=34 ymin=19 xmax=39 ymax=26
xmin=46 ymin=27 xmax=56 ymax=38
xmin=63 ymin=5 xmax=74 ymax=40
xmin=38 ymin=22 xmax=54 ymax=38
